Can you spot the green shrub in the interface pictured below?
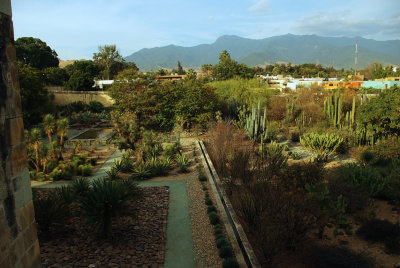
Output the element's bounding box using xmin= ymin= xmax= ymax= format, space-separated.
xmin=132 ymin=163 xmax=151 ymax=180
xmin=214 ymin=227 xmax=223 ymax=236
xmin=216 ymin=237 xmax=229 ymax=248
xmin=163 ymin=144 xmax=177 ymax=158
xmin=207 ymin=205 xmax=217 ymax=213
xmin=205 ymin=197 xmax=213 ymax=206
xmin=106 ymin=167 xmax=121 ymax=181
xmin=290 ymin=131 xmax=300 ymax=142
xmin=339 ymin=163 xmax=385 ymax=197
xmin=223 ymin=257 xmax=239 ymax=268
xmin=49 ymin=168 xmax=72 ymax=181
xmin=80 ymin=179 xmax=140 ymax=237
xmin=177 ymin=154 xmax=190 ymax=172
xmin=77 ymin=164 xmax=92 ymax=176
xmin=33 ymin=194 xmax=69 ymax=234
xmin=46 ymin=159 xmax=58 ymax=173
xmin=219 ymin=245 xmax=233 ymax=258
xmin=70 ymin=178 xmax=91 ymax=197
xmin=361 ymin=150 xmax=375 ymax=166
xmin=87 ymin=100 xmax=104 ymax=113
xmin=259 ymin=141 xmax=288 ymax=176
xmin=209 ymin=212 xmax=220 ymax=225
xmin=300 ymin=132 xmax=343 ymax=161
xmin=198 ymin=172 xmax=207 ymax=182
xmin=56 ymin=185 xmax=75 ymax=205
xmin=329 ymin=177 xmax=369 ymax=214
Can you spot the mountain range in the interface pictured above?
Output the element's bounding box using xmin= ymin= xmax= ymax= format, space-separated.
xmin=124 ymin=34 xmax=400 ymax=71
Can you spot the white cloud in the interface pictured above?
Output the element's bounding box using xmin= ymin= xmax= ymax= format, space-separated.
xmin=295 ymin=11 xmax=400 ymax=38
xmin=248 ymin=0 xmax=270 ymax=15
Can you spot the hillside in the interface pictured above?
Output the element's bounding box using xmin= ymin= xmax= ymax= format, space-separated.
xmin=124 ymin=34 xmax=400 ymax=71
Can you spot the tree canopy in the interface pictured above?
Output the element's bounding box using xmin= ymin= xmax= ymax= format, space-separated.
xmin=93 ymin=45 xmax=123 ymax=80
xmin=15 ymin=37 xmax=59 ymax=69
xmin=18 ymin=63 xmax=49 ymax=126
xmin=212 ymin=50 xmax=255 ymax=80
xmin=64 ymin=61 xmax=100 ymax=91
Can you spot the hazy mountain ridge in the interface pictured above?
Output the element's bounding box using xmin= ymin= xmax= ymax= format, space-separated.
xmin=124 ymin=34 xmax=400 ymax=71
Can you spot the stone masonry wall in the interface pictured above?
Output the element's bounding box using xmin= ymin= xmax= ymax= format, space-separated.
xmin=0 ymin=12 xmax=41 ymax=268
xmin=48 ymin=89 xmax=114 ymax=107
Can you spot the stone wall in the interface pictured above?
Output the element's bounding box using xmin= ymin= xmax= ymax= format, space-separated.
xmin=48 ymin=89 xmax=114 ymax=107
xmin=0 ymin=10 xmax=41 ymax=268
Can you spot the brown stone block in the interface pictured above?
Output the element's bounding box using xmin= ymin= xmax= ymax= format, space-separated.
xmin=0 ymin=255 xmax=12 ymax=268
xmin=16 ymin=205 xmax=28 ymax=232
xmin=5 ymin=43 xmax=16 ymax=62
xmin=22 ymin=239 xmax=40 ymax=268
xmin=7 ymin=117 xmax=25 ymax=146
xmin=24 ymin=223 xmax=38 ymax=250
xmin=26 ymin=201 xmax=35 ymax=225
xmin=10 ymin=143 xmax=27 ymax=177
xmin=0 ymin=231 xmax=11 ymax=255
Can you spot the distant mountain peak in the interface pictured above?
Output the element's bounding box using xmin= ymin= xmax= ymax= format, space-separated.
xmin=124 ymin=34 xmax=400 ymax=71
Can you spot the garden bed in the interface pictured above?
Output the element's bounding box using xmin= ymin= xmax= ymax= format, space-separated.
xmin=35 ymin=186 xmax=169 ymax=268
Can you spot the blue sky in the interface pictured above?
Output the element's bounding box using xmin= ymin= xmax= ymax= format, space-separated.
xmin=12 ymin=0 xmax=400 ymax=60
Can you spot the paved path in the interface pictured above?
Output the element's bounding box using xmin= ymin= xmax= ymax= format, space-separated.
xmin=31 ymin=148 xmax=196 ymax=268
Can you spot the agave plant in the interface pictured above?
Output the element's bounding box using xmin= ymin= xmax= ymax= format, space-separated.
xmin=132 ymin=162 xmax=151 ymax=180
xmin=300 ymin=133 xmax=343 ymax=161
xmin=106 ymin=167 xmax=121 ymax=181
xmin=80 ymin=179 xmax=140 ymax=237
xmin=70 ymin=178 xmax=91 ymax=197
xmin=56 ymin=185 xmax=75 ymax=205
xmin=176 ymin=154 xmax=190 ymax=172
xmin=33 ymin=194 xmax=69 ymax=234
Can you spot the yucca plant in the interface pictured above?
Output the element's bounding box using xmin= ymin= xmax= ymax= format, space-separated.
xmin=300 ymin=133 xmax=343 ymax=161
xmin=33 ymin=194 xmax=69 ymax=234
xmin=132 ymin=162 xmax=152 ymax=180
xmin=176 ymin=154 xmax=190 ymax=172
xmin=259 ymin=141 xmax=289 ymax=176
xmin=80 ymin=179 xmax=140 ymax=237
xmin=106 ymin=167 xmax=121 ymax=181
xmin=56 ymin=185 xmax=75 ymax=205
xmin=70 ymin=178 xmax=91 ymax=197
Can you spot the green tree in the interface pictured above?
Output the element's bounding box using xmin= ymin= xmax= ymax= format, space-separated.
xmin=15 ymin=37 xmax=58 ymax=69
xmin=26 ymin=128 xmax=43 ymax=172
xmin=42 ymin=67 xmax=68 ymax=86
xmin=212 ymin=50 xmax=254 ymax=80
xmin=185 ymin=69 xmax=197 ymax=80
xmin=177 ymin=61 xmax=185 ymax=75
xmin=18 ymin=63 xmax=49 ymax=126
xmin=57 ymin=118 xmax=69 ymax=149
xmin=43 ymin=114 xmax=56 ymax=143
xmin=357 ymin=86 xmax=400 ymax=141
xmin=64 ymin=61 xmax=100 ymax=91
xmin=93 ymin=45 xmax=123 ymax=80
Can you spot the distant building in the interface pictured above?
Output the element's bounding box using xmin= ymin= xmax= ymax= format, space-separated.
xmin=156 ymin=75 xmax=186 ymax=81
xmin=94 ymin=80 xmax=114 ymax=89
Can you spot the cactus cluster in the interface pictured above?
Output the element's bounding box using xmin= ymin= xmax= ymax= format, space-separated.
xmin=245 ymin=102 xmax=268 ymax=140
xmin=323 ymin=91 xmax=343 ymax=127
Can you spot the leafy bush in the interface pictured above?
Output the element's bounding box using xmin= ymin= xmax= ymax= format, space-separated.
xmin=49 ymin=168 xmax=72 ymax=181
xmin=209 ymin=211 xmax=220 ymax=225
xmin=329 ymin=177 xmax=369 ymax=213
xmin=33 ymin=194 xmax=69 ymax=234
xmin=300 ymin=132 xmax=343 ymax=161
xmin=80 ymin=179 xmax=140 ymax=237
xmin=132 ymin=162 xmax=151 ymax=180
xmin=56 ymin=185 xmax=75 ymax=205
xmin=176 ymin=154 xmax=190 ymax=172
xmin=361 ymin=150 xmax=375 ymax=165
xmin=77 ymin=164 xmax=92 ymax=176
xmin=302 ymin=245 xmax=375 ymax=268
xmin=219 ymin=245 xmax=233 ymax=258
xmin=259 ymin=141 xmax=288 ymax=176
xmin=290 ymin=130 xmax=300 ymax=142
xmin=87 ymin=100 xmax=104 ymax=113
xmin=163 ymin=144 xmax=178 ymax=158
xmin=339 ymin=163 xmax=385 ymax=197
xmin=198 ymin=172 xmax=207 ymax=182
xmin=70 ymin=178 xmax=91 ymax=197
xmin=207 ymin=205 xmax=217 ymax=213
xmin=216 ymin=237 xmax=229 ymax=248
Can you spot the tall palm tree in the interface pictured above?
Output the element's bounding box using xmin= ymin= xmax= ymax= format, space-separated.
xmin=43 ymin=114 xmax=56 ymax=143
xmin=57 ymin=118 xmax=69 ymax=149
xmin=29 ymin=128 xmax=42 ymax=172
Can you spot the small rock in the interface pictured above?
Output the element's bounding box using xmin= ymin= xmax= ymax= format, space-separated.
xmin=394 ymin=262 xmax=400 ymax=268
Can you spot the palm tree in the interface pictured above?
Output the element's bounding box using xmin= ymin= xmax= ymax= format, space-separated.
xmin=29 ymin=128 xmax=42 ymax=172
xmin=57 ymin=118 xmax=69 ymax=148
xmin=43 ymin=114 xmax=56 ymax=143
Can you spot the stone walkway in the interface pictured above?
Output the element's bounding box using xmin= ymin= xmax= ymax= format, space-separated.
xmin=31 ymin=147 xmax=196 ymax=268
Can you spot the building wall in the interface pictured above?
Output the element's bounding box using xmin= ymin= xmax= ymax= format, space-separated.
xmin=48 ymin=89 xmax=114 ymax=107
xmin=0 ymin=10 xmax=41 ymax=268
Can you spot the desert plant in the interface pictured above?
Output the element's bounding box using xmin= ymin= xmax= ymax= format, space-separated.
xmin=80 ymin=179 xmax=140 ymax=237
xmin=132 ymin=162 xmax=151 ymax=180
xmin=176 ymin=154 xmax=190 ymax=172
xmin=106 ymin=167 xmax=121 ymax=181
xmin=339 ymin=163 xmax=385 ymax=197
xmin=56 ymin=185 xmax=75 ymax=205
xmin=300 ymin=132 xmax=343 ymax=161
xmin=219 ymin=245 xmax=233 ymax=258
xmin=70 ymin=178 xmax=91 ymax=197
xmin=361 ymin=150 xmax=375 ymax=166
xmin=198 ymin=172 xmax=207 ymax=182
xmin=259 ymin=141 xmax=288 ymax=176
xmin=33 ymin=194 xmax=69 ymax=234
xmin=216 ymin=237 xmax=229 ymax=248
xmin=77 ymin=164 xmax=93 ymax=176
xmin=43 ymin=114 xmax=56 ymax=143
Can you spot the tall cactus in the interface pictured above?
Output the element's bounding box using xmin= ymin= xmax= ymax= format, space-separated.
xmin=245 ymin=101 xmax=268 ymax=140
